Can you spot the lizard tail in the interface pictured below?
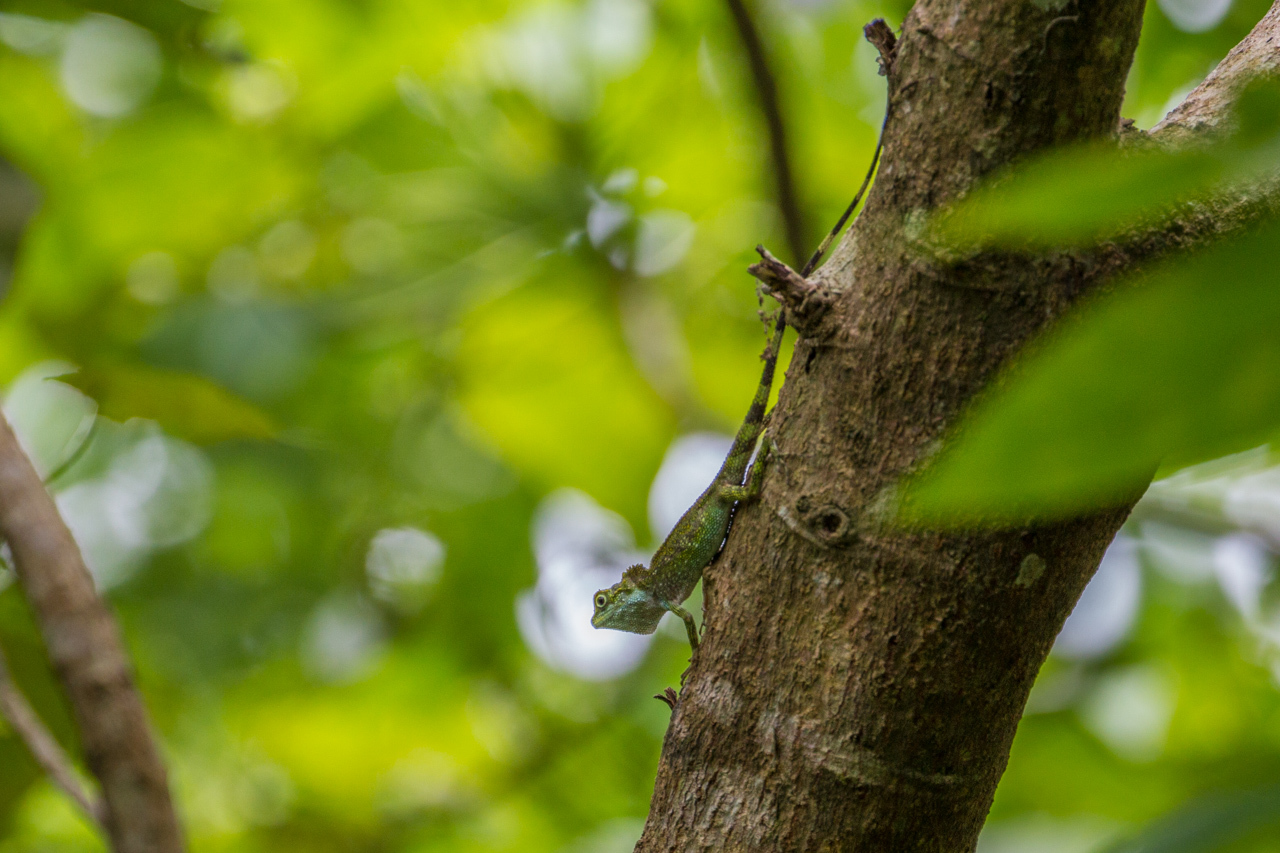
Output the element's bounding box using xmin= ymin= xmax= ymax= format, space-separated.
xmin=719 ymin=310 xmax=786 ymax=482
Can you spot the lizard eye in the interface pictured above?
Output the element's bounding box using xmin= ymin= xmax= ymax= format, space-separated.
xmin=594 ymin=593 xmax=608 ymax=609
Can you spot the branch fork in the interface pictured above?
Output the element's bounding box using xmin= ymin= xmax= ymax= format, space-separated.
xmin=748 ymin=245 xmax=833 ymax=333
xmin=0 ymin=644 xmax=106 ymax=827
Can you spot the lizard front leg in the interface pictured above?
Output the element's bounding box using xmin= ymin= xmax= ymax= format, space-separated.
xmin=660 ymin=599 xmax=700 ymax=650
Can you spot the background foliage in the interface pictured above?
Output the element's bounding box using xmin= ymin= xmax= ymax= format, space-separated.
xmin=0 ymin=0 xmax=1278 ymax=850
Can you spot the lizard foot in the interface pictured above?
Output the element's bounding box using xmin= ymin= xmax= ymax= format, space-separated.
xmin=653 ymin=687 xmax=679 ymax=711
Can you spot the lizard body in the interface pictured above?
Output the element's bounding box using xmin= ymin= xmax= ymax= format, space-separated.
xmin=591 ymin=312 xmax=784 ymax=649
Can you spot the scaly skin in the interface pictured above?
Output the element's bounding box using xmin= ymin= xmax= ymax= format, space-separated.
xmin=591 ymin=312 xmax=784 ymax=649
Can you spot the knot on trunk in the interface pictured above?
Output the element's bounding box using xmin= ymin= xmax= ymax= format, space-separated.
xmin=748 ymin=245 xmax=833 ymax=334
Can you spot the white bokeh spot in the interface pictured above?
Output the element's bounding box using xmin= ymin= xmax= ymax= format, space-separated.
xmin=366 ymin=526 xmax=446 ymax=611
xmin=1054 ymin=534 xmax=1142 ymax=660
xmin=1078 ymin=664 xmax=1177 ymax=762
xmin=302 ymin=593 xmax=386 ymax=683
xmin=516 ymin=489 xmax=653 ymax=680
xmin=59 ymin=14 xmax=161 ymax=118
xmin=648 ymin=432 xmax=733 ymax=541
xmin=1157 ymin=0 xmax=1234 ymax=32
xmin=634 ymin=211 xmax=695 ymax=278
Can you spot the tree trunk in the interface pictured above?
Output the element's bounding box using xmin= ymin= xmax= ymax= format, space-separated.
xmin=635 ymin=1 xmax=1280 ymax=850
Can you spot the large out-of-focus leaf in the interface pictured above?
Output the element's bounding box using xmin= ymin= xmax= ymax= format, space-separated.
xmin=64 ymin=362 xmax=278 ymax=444
xmin=928 ymin=83 xmax=1280 ymax=249
xmin=903 ymin=219 xmax=1280 ymax=524
xmin=1100 ymin=786 xmax=1280 ymax=853
xmin=929 ymin=144 xmax=1224 ymax=248
xmin=457 ymin=265 xmax=672 ymax=524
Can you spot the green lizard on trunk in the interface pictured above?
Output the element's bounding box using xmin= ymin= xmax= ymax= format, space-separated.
xmin=590 ymin=69 xmax=889 ymax=650
xmin=591 ymin=311 xmax=784 ymax=650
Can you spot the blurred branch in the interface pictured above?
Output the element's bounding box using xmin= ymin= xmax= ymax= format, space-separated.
xmin=0 ymin=411 xmax=184 ymax=853
xmin=751 ymin=20 xmax=892 ymax=294
xmin=1099 ymin=785 xmax=1280 ymax=853
xmin=0 ymin=643 xmax=106 ymax=827
xmin=790 ymin=20 xmax=893 ymax=282
xmin=1130 ymin=493 xmax=1280 ymax=551
xmin=1095 ymin=1 xmax=1280 ymax=274
xmin=1130 ymin=453 xmax=1280 ymax=552
xmin=1152 ymin=1 xmax=1280 ymax=144
xmin=722 ymin=0 xmax=807 ymax=265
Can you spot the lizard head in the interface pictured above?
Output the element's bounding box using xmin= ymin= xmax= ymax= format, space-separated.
xmin=591 ymin=566 xmax=665 ymax=634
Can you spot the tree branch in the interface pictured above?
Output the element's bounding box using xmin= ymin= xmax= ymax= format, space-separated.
xmin=1152 ymin=2 xmax=1280 ymax=145
xmin=0 ymin=642 xmax=106 ymax=827
xmin=0 ymin=411 xmax=184 ymax=853
xmin=722 ymin=0 xmax=807 ymax=265
xmin=1095 ymin=2 xmax=1280 ymax=278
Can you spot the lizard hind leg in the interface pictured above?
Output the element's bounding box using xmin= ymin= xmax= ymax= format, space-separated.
xmin=718 ymin=437 xmax=773 ymax=503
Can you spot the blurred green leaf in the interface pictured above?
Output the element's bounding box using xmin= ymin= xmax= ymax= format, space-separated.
xmin=457 ymin=264 xmax=673 ymax=524
xmin=64 ymin=362 xmax=278 ymax=444
xmin=929 ymin=81 xmax=1280 ymax=250
xmin=904 ymin=220 xmax=1280 ymax=524
xmin=929 ymin=143 xmax=1223 ymax=249
xmin=1100 ymin=786 xmax=1280 ymax=853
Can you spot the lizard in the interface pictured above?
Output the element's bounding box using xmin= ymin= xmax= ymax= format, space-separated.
xmin=590 ymin=309 xmax=785 ymax=650
xmin=589 ymin=45 xmax=893 ymax=651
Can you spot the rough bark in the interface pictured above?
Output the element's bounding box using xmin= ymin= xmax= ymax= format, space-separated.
xmin=635 ymin=2 xmax=1280 ymax=851
xmin=0 ymin=413 xmax=184 ymax=852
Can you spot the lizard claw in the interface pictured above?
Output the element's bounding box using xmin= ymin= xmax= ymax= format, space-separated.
xmin=654 ymin=687 xmax=679 ymax=711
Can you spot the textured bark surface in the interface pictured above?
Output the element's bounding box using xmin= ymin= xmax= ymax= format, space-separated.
xmin=635 ymin=2 xmax=1280 ymax=851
